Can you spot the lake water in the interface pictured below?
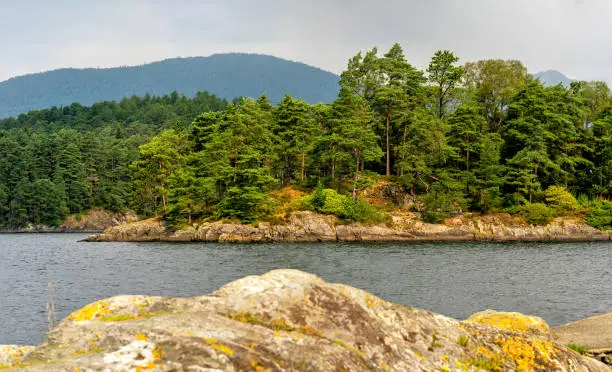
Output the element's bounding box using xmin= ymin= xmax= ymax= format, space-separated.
xmin=0 ymin=233 xmax=610 ymax=345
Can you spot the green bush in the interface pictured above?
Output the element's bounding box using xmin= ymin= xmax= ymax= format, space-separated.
xmin=585 ymin=199 xmax=612 ymax=230
xmin=297 ymin=187 xmax=384 ymax=222
xmin=544 ymin=186 xmax=580 ymax=215
xmin=518 ymin=203 xmax=554 ymax=226
xmin=421 ymin=187 xmax=466 ymax=224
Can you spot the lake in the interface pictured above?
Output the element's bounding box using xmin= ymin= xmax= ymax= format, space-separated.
xmin=0 ymin=233 xmax=610 ymax=345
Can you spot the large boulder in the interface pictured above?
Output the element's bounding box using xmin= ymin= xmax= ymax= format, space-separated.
xmin=1 ymin=269 xmax=607 ymax=371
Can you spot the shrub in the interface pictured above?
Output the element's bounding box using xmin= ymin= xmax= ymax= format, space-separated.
xmin=297 ymin=187 xmax=384 ymax=223
xmin=544 ymin=186 xmax=580 ymax=215
xmin=585 ymin=199 xmax=612 ymax=230
xmin=518 ymin=203 xmax=554 ymax=226
xmin=421 ymin=186 xmax=466 ymax=224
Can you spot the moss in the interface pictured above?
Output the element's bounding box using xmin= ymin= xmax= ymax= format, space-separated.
xmin=428 ymin=330 xmax=443 ymax=351
xmin=100 ymin=311 xmax=176 ymax=322
xmin=226 ymin=312 xmax=323 ymax=337
xmin=462 ymin=356 xmax=503 ymax=371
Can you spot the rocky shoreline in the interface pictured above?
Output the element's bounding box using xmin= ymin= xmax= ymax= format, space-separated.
xmin=1 ymin=209 xmax=137 ymax=235
xmin=1 ymin=269 xmax=610 ymax=371
xmin=89 ymin=211 xmax=611 ymax=243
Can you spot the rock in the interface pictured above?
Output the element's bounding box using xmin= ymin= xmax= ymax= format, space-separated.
xmin=0 ymin=346 xmax=35 ymax=368
xmin=553 ymin=313 xmax=612 ymax=353
xmin=466 ymin=310 xmax=550 ymax=337
xmin=1 ymin=269 xmax=608 ymax=371
xmin=91 ymin=211 xmax=611 ymax=243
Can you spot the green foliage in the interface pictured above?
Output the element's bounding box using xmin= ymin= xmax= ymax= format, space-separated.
xmin=3 ymin=43 xmax=612 ymax=231
xmin=298 ymin=188 xmax=383 ymax=223
xmin=544 ymin=186 xmax=580 ymax=215
xmin=518 ymin=203 xmax=554 ymax=226
xmin=421 ymin=183 xmax=466 ymax=224
xmin=567 ymin=344 xmax=588 ymax=355
xmin=585 ymin=199 xmax=612 ymax=230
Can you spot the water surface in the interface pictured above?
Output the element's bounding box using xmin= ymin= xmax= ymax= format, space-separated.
xmin=0 ymin=233 xmax=610 ymax=345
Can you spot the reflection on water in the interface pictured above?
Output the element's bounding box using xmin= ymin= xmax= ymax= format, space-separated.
xmin=0 ymin=233 xmax=610 ymax=344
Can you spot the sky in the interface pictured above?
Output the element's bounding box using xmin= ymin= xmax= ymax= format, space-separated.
xmin=1 ymin=0 xmax=611 ymax=82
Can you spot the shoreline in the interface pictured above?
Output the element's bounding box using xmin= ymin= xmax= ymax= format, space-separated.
xmin=88 ymin=211 xmax=612 ymax=243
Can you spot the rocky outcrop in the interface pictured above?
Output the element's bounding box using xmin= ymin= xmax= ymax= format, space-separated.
xmin=553 ymin=313 xmax=612 ymax=365
xmin=0 ymin=270 xmax=608 ymax=371
xmin=5 ymin=208 xmax=138 ymax=233
xmin=91 ymin=211 xmax=611 ymax=242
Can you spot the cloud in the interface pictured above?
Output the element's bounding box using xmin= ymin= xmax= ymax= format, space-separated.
xmin=0 ymin=0 xmax=611 ymax=83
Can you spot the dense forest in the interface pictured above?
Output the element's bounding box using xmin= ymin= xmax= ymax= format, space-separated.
xmin=0 ymin=53 xmax=339 ymax=118
xmin=2 ymin=43 xmax=612 ymax=230
xmin=0 ymin=91 xmax=227 ymax=228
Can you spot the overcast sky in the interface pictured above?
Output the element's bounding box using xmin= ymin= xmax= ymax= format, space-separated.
xmin=1 ymin=0 xmax=611 ymax=82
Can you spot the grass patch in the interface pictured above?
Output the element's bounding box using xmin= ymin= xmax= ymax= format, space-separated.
xmin=457 ymin=335 xmax=469 ymax=347
xmin=567 ymin=343 xmax=588 ymax=355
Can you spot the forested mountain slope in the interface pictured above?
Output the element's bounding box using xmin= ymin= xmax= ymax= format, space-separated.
xmin=0 ymin=53 xmax=339 ymax=118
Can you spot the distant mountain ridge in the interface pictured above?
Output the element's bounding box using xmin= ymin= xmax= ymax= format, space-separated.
xmin=0 ymin=53 xmax=341 ymax=118
xmin=534 ymin=70 xmax=573 ymax=87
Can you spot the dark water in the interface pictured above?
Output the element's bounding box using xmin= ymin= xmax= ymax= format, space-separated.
xmin=0 ymin=234 xmax=610 ymax=345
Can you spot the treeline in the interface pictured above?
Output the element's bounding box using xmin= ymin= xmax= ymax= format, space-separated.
xmin=3 ymin=43 xmax=612 ymax=229
xmin=0 ymin=91 xmax=227 ymax=229
xmin=132 ymin=44 xmax=612 ymax=225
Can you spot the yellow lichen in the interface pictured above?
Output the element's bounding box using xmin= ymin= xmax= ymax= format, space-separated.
xmin=202 ymin=337 xmax=233 ymax=356
xmin=495 ymin=336 xmax=557 ymax=372
xmin=414 ymin=351 xmax=426 ymax=360
xmin=251 ymin=361 xmax=267 ymax=371
xmin=67 ymin=300 xmax=112 ymax=321
xmin=467 ymin=311 xmax=549 ymax=335
xmin=364 ymin=295 xmax=378 ymax=309
xmin=212 ymin=343 xmax=234 ymax=357
xmin=136 ymin=333 xmax=149 ymax=341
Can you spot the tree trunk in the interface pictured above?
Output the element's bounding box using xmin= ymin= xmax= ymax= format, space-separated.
xmin=301 ymin=152 xmax=305 ymax=181
xmin=386 ymin=111 xmax=391 ymax=176
xmin=466 ymin=136 xmax=470 ymax=171
xmin=352 ymin=150 xmax=360 ymax=201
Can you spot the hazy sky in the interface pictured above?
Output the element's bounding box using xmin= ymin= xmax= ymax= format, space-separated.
xmin=1 ymin=0 xmax=611 ymax=82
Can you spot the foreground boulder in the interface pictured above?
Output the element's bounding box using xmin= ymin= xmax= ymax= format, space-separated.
xmin=0 ymin=270 xmax=608 ymax=371
xmin=90 ymin=211 xmax=611 ymax=242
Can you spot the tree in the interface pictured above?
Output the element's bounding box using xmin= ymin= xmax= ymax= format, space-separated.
xmin=274 ymin=95 xmax=318 ymax=184
xmin=427 ymin=50 xmax=465 ymax=119
xmin=373 ymin=43 xmax=425 ymax=176
xmin=132 ymin=129 xmax=189 ymax=214
xmin=464 ymin=59 xmax=528 ymax=132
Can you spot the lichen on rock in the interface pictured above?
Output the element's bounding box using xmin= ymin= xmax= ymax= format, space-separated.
xmin=0 ymin=270 xmax=608 ymax=371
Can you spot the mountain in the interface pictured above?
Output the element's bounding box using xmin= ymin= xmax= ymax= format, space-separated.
xmin=0 ymin=53 xmax=340 ymax=118
xmin=534 ymin=70 xmax=573 ymax=87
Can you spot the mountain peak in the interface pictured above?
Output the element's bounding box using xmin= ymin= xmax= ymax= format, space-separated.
xmin=533 ymin=70 xmax=573 ymax=87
